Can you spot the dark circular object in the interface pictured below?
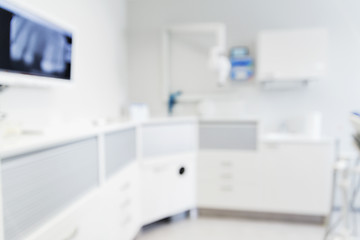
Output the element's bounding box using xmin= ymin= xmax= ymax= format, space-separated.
xmin=179 ymin=167 xmax=186 ymax=175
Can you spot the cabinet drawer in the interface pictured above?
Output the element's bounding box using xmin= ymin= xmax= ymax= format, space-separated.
xmin=198 ymin=159 xmax=235 ymax=180
xmin=198 ymin=179 xmax=262 ymax=211
xmin=27 ymin=205 xmax=81 ymax=240
xmin=198 ymin=153 xmax=260 ymax=186
xmin=35 ymin=221 xmax=80 ymax=240
xmin=104 ymin=162 xmax=140 ymax=239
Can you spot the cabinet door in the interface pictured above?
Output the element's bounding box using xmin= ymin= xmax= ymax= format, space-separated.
xmin=141 ymin=160 xmax=175 ymax=224
xmin=141 ymin=155 xmax=196 ymax=225
xmin=259 ymin=142 xmax=334 ymax=215
xmin=169 ymin=157 xmax=196 ymax=214
xmin=76 ymin=190 xmax=122 ymax=240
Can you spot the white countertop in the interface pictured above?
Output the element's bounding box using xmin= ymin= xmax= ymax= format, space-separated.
xmin=141 ymin=116 xmax=198 ymax=125
xmin=0 ymin=122 xmax=138 ymax=158
xmin=0 ymin=117 xmax=198 ymax=158
xmin=0 ymin=117 xmax=335 ymax=158
xmin=199 ymin=116 xmax=259 ymax=123
xmin=261 ymin=133 xmax=334 ymax=144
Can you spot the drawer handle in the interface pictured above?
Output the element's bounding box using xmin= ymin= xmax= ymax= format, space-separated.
xmin=221 ymin=161 xmax=233 ymax=167
xmin=220 ymin=185 xmax=234 ymax=192
xmin=220 ymin=173 xmax=233 ymax=179
xmin=120 ymin=198 xmax=132 ymax=209
xmin=119 ymin=182 xmax=131 ymax=192
xmin=63 ymin=227 xmax=78 ymax=240
xmin=266 ymin=143 xmax=279 ymax=149
xmin=122 ymin=215 xmax=132 ymax=226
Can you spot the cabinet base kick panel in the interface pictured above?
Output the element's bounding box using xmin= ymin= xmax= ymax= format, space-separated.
xmin=198 ymin=208 xmax=326 ymax=225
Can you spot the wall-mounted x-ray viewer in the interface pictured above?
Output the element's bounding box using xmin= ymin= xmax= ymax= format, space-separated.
xmin=162 ymin=23 xmax=230 ymax=103
xmin=0 ymin=1 xmax=74 ymax=87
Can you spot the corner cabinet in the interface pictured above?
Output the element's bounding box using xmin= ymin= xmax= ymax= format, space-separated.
xmin=0 ymin=119 xmax=198 ymax=240
xmin=0 ymin=124 xmax=141 ymax=240
xmin=140 ymin=119 xmax=198 ymax=225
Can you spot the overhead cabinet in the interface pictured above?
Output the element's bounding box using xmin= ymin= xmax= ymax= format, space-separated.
xmin=256 ymin=28 xmax=328 ymax=83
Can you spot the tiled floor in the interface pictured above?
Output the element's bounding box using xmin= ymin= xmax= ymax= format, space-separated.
xmin=137 ymin=217 xmax=326 ymax=240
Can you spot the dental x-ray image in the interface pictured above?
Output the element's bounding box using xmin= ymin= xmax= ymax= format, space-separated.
xmin=0 ymin=5 xmax=72 ymax=80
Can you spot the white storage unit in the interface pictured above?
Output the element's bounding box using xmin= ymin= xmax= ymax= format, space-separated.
xmin=258 ymin=141 xmax=334 ymax=215
xmin=197 ymin=119 xmax=334 ymax=217
xmin=0 ymin=117 xmax=336 ymax=240
xmin=0 ymin=119 xmax=199 ymax=240
xmin=198 ymin=151 xmax=262 ymax=211
xmin=141 ymin=154 xmax=196 ymax=225
xmin=140 ymin=119 xmax=197 ymax=225
xmin=0 ymin=123 xmax=142 ymax=240
xmin=256 ymin=28 xmax=328 ymax=82
xmin=102 ymin=162 xmax=140 ymax=240
xmin=102 ymin=127 xmax=141 ymax=240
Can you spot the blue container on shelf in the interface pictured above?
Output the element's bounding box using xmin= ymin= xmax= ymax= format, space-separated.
xmin=230 ymin=47 xmax=254 ymax=81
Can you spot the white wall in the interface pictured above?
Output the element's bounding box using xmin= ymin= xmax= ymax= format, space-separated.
xmin=0 ymin=0 xmax=128 ymax=127
xmin=127 ymin=0 xmax=360 ymax=152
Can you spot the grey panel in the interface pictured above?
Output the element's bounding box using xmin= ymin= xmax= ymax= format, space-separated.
xmin=199 ymin=122 xmax=257 ymax=150
xmin=142 ymin=123 xmax=197 ymax=158
xmin=1 ymin=138 xmax=99 ymax=240
xmin=105 ymin=128 xmax=136 ymax=178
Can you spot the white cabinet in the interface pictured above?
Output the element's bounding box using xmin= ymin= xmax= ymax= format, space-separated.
xmin=198 ymin=120 xmax=261 ymax=210
xmin=259 ymin=142 xmax=334 ymax=215
xmin=198 ymin=141 xmax=334 ymax=216
xmin=140 ymin=120 xmax=197 ymax=225
xmin=76 ymin=191 xmax=120 ymax=240
xmin=104 ymin=162 xmax=141 ymax=240
xmin=141 ymin=155 xmax=196 ymax=225
xmin=198 ymin=151 xmax=261 ymax=211
xmin=256 ymin=28 xmax=328 ymax=82
xmin=197 ymin=120 xmax=334 ymax=217
xmin=103 ymin=127 xmax=140 ymax=240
